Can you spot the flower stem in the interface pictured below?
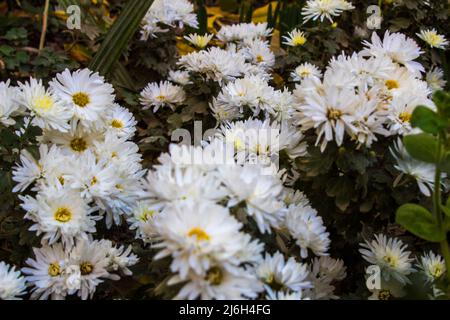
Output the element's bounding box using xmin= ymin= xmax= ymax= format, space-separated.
xmin=39 ymin=0 xmax=50 ymax=52
xmin=434 ymin=133 xmax=450 ymax=283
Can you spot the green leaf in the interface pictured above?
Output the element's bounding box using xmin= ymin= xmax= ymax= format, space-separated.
xmin=403 ymin=133 xmax=438 ymax=163
xmin=411 ymin=106 xmax=445 ymax=134
xmin=432 ymin=91 xmax=450 ymax=119
xmin=396 ymin=204 xmax=445 ymax=242
xmin=89 ymin=0 xmax=154 ymax=77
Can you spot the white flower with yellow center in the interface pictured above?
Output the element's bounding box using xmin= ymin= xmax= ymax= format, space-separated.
xmin=153 ymin=200 xmax=246 ymax=279
xmin=417 ymin=29 xmax=448 ymax=49
xmin=22 ymin=243 xmax=69 ymax=300
xmin=298 ymin=86 xmax=359 ymax=152
xmin=170 ymin=266 xmax=263 ymax=300
xmin=426 ymin=67 xmax=447 ymax=92
xmin=291 ymin=63 xmax=322 ymax=82
xmin=140 ymin=81 xmax=186 ymax=112
xmin=0 ymin=80 xmax=22 ymax=126
xmin=49 ymin=68 xmax=114 ymax=128
xmin=362 ymin=31 xmax=424 ymax=74
xmin=105 ymin=104 xmax=137 ymax=139
xmin=127 ymin=201 xmax=164 ymax=241
xmin=40 ymin=124 xmax=103 ymax=155
xmin=417 ymin=251 xmax=446 ymax=283
xmin=256 ymin=252 xmax=311 ymax=295
xmin=302 ymin=0 xmax=355 ymax=23
xmin=66 ymin=239 xmax=111 ymax=300
xmin=240 ymin=39 xmax=275 ymax=70
xmin=20 ymin=185 xmax=99 ymax=247
xmin=360 ymin=234 xmax=415 ymax=285
xmin=18 ymin=77 xmax=72 ymax=131
xmin=184 ymin=33 xmax=214 ymax=49
xmin=12 ymin=144 xmax=70 ymax=193
xmin=283 ymin=29 xmax=307 ymax=47
xmin=0 ymin=261 xmax=27 ymax=300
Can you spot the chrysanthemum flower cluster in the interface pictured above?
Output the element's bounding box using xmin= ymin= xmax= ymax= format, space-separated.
xmin=1 ymin=69 xmax=140 ymax=299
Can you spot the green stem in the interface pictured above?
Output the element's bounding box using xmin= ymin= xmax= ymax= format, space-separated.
xmin=434 ymin=133 xmax=450 ymax=283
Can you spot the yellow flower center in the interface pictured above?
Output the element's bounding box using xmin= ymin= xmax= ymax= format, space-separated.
xmin=385 ymin=80 xmax=399 ymax=90
xmin=187 ymin=227 xmax=210 ymax=242
xmin=70 ymin=138 xmax=87 ymax=152
xmin=54 ymin=207 xmax=72 ymax=223
xmin=430 ymin=264 xmax=444 ymax=278
xmin=292 ymin=35 xmax=307 ymax=46
xmin=33 ymin=95 xmax=54 ymax=111
xmin=111 ymin=119 xmax=124 ymax=128
xmin=399 ymin=112 xmax=411 ymax=123
xmin=383 ymin=254 xmax=398 ymax=268
xmin=72 ymin=92 xmax=90 ymax=107
xmin=58 ymin=176 xmax=65 ymax=185
xmin=48 ymin=263 xmax=61 ymax=277
xmin=256 ymin=55 xmax=264 ymax=63
xmin=327 ymin=108 xmax=342 ymax=120
xmin=140 ymin=209 xmax=156 ymax=222
xmin=90 ymin=176 xmax=98 ymax=186
xmin=206 ymin=266 xmax=223 ymax=286
xmin=80 ymin=262 xmax=94 ymax=275
xmin=156 ymin=95 xmax=166 ymax=102
xmin=378 ymin=290 xmax=391 ymax=300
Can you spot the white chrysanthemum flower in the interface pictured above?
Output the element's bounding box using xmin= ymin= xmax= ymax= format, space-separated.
xmin=386 ymin=96 xmax=432 ymax=136
xmin=170 ymin=266 xmax=263 ymax=300
xmin=184 ymin=33 xmax=214 ymax=49
xmin=359 ymin=234 xmax=415 ymax=285
xmin=302 ymin=0 xmax=355 ymax=23
xmin=153 ymin=200 xmax=247 ymax=278
xmin=426 ymin=67 xmax=447 ymax=92
xmin=417 ymin=251 xmax=446 ymax=283
xmin=105 ymin=104 xmax=137 ymax=139
xmin=216 ymin=22 xmax=272 ymax=43
xmin=240 ymin=39 xmax=275 ymax=70
xmin=127 ymin=201 xmax=164 ymax=240
xmin=140 ymin=81 xmax=185 ymax=112
xmin=417 ymin=29 xmax=448 ymax=49
xmin=39 ymin=124 xmax=103 ymax=155
xmin=144 ymin=164 xmax=227 ymax=206
xmin=0 ymin=261 xmax=27 ymax=300
xmin=20 ymin=184 xmax=99 ymax=247
xmin=49 ymin=68 xmax=114 ymax=128
xmin=22 ymin=243 xmax=69 ymax=300
xmin=140 ymin=0 xmax=198 ymax=40
xmin=298 ymin=87 xmax=358 ymax=152
xmin=178 ymin=47 xmax=250 ymax=83
xmin=168 ymin=70 xmax=192 ymax=85
xmin=283 ymin=29 xmax=307 ymax=47
xmin=256 ymin=252 xmax=311 ymax=295
xmin=65 ymin=239 xmax=112 ymax=300
xmin=0 ymin=80 xmax=22 ymax=126
xmin=306 ymin=256 xmax=346 ymax=300
xmin=361 ymin=31 xmax=424 ymax=74
xmin=18 ymin=77 xmax=72 ymax=132
xmin=390 ymin=139 xmax=443 ymax=197
xmin=218 ymin=164 xmax=285 ymax=234
xmin=214 ymin=75 xmax=276 ymax=116
xmin=285 ymin=204 xmax=330 ymax=258
xmin=99 ymin=240 xmax=139 ymax=276
xmin=291 ymin=63 xmax=322 ymax=82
